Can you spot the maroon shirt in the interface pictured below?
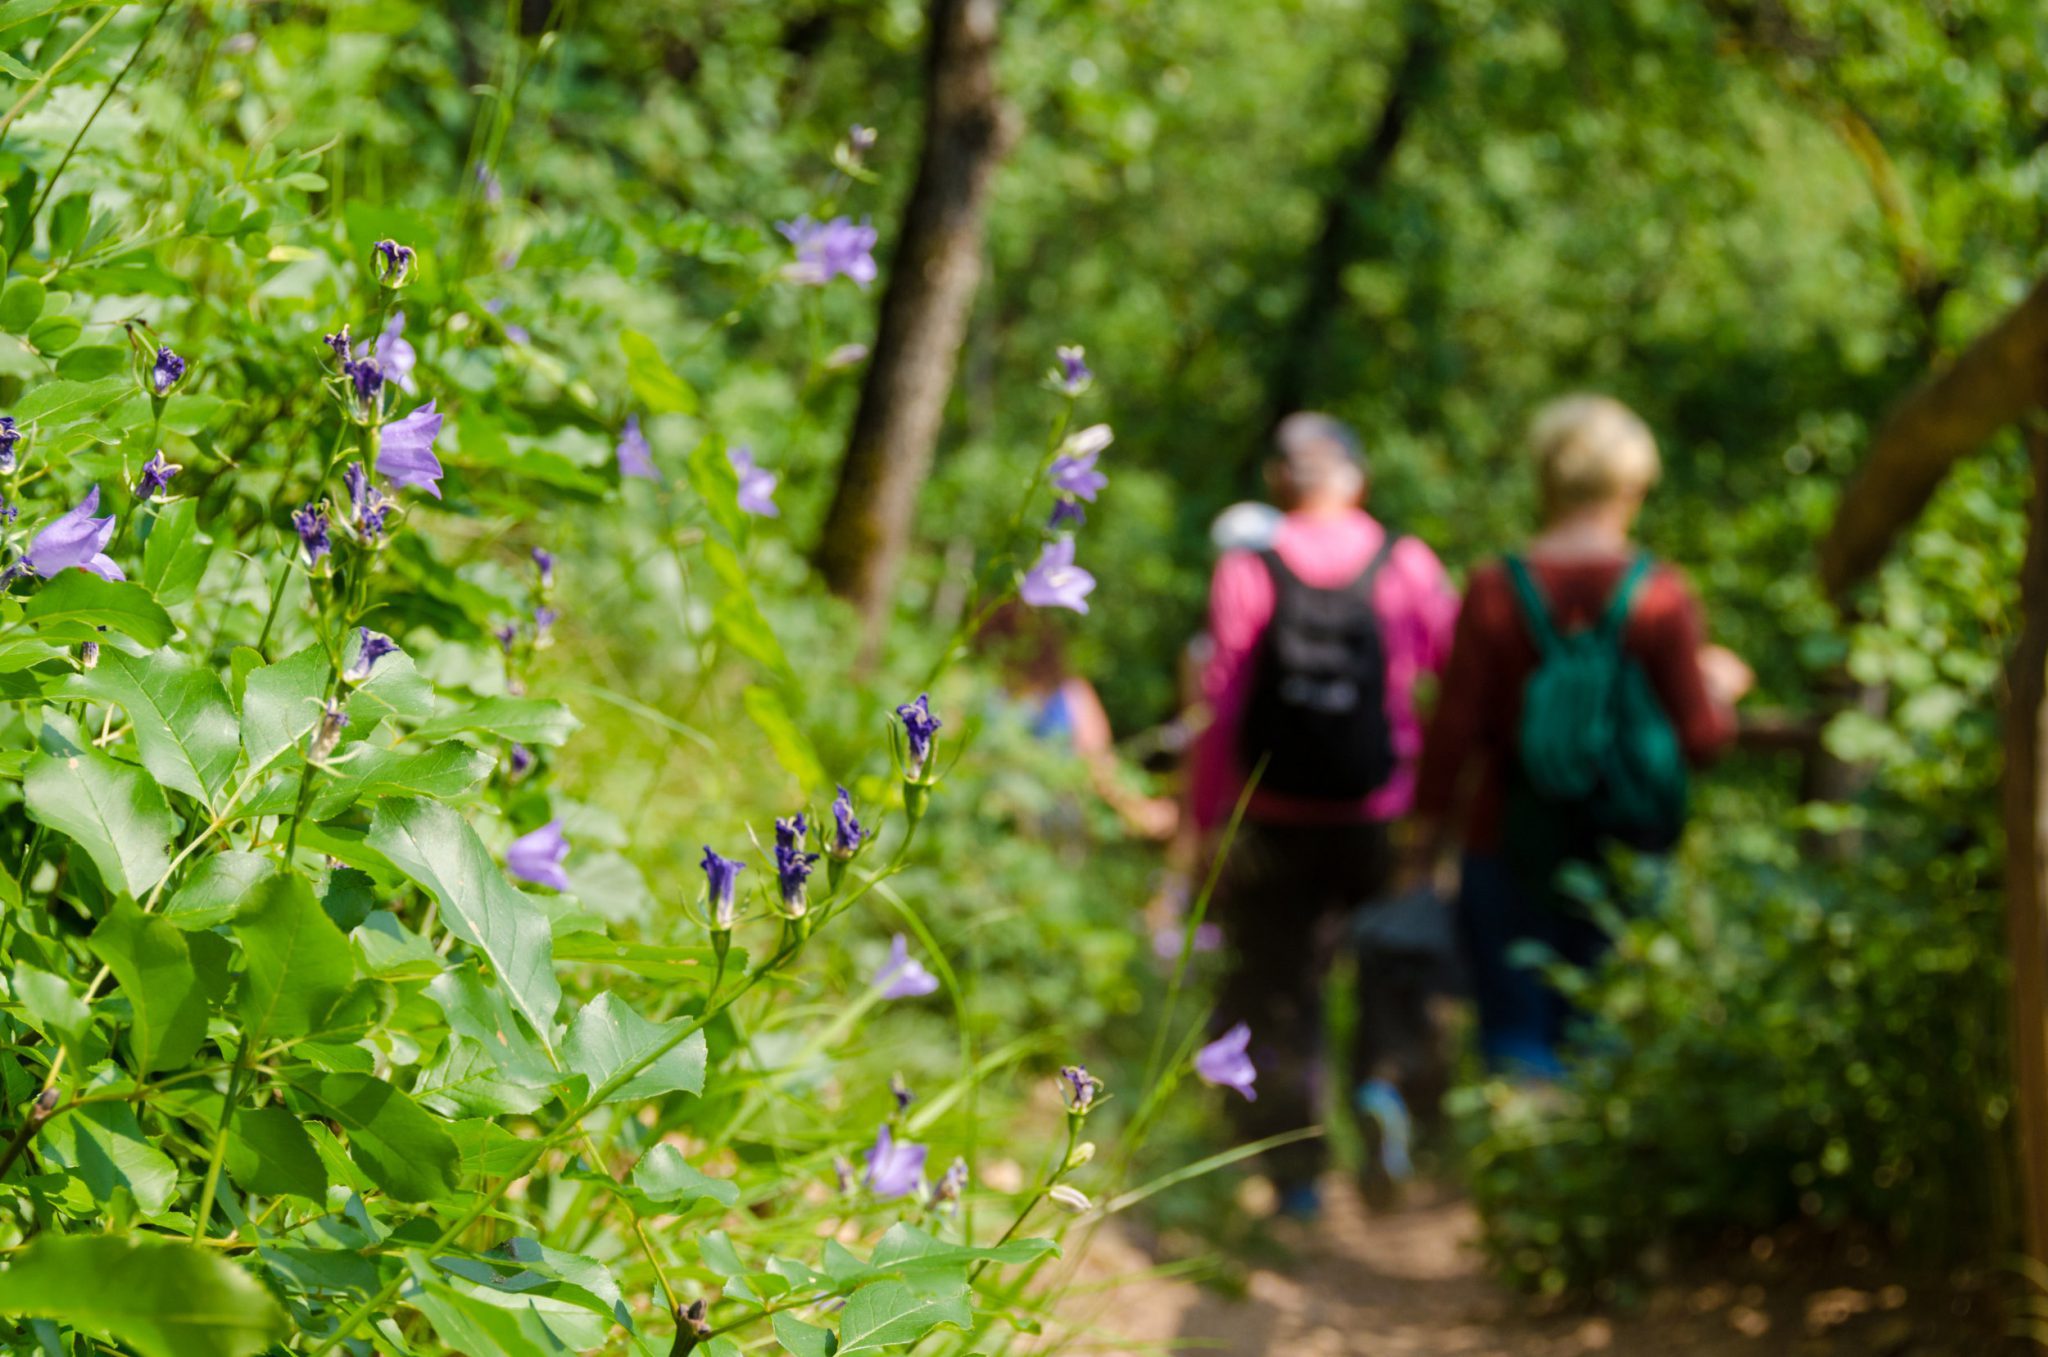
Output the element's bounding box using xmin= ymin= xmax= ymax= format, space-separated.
xmin=1412 ymin=552 xmax=1734 ymax=855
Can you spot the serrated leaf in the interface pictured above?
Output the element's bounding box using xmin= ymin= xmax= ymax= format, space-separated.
xmin=89 ymin=900 xmax=208 ymax=1078
xmin=367 ymin=798 xmax=561 ymax=1041
xmin=69 ymin=648 xmax=238 ymax=806
xmin=287 ymin=1070 xmax=460 ymax=1203
xmin=22 ymin=570 xmax=174 ymax=649
xmin=140 ymin=498 xmax=212 ymax=607
xmin=413 ymin=696 xmax=580 ymax=747
xmin=11 ymin=374 xmax=131 ymax=425
xmin=833 ymin=1280 xmax=973 ymax=1355
xmin=22 ymin=748 xmax=177 ymax=896
xmin=0 ymin=1234 xmax=290 ymax=1357
xmin=239 ymin=644 xmax=329 ymax=771
xmin=232 ymin=872 xmax=356 ymax=1046
xmin=562 ymin=992 xmax=705 ymax=1104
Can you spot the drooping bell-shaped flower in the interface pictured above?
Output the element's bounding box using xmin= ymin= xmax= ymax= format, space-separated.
xmin=616 ymin=415 xmax=660 ymax=482
xmin=26 ymin=487 xmax=121 ymax=581
xmin=861 ymin=1123 xmax=927 ymax=1200
xmin=777 ymin=215 xmax=879 ymax=288
xmin=874 ymin=934 xmax=938 ymax=1000
xmin=1194 ymin=1023 xmax=1258 ymax=1102
xmin=345 ymin=628 xmax=400 ymax=683
xmin=506 ymin=820 xmax=571 ymax=892
xmin=377 ymin=400 xmax=444 ymax=497
xmin=727 ymin=445 xmax=778 ymax=517
xmin=1020 ymin=537 xmax=1096 ymax=614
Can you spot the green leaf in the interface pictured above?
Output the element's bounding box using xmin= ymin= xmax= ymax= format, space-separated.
xmin=12 ymin=962 xmax=92 ymax=1051
xmin=0 ymin=275 xmax=44 ymax=331
xmin=89 ymin=900 xmax=208 ymax=1078
xmin=413 ymin=696 xmax=581 ymax=747
xmin=865 ymin=1223 xmax=1058 ymax=1276
xmin=27 ymin=313 xmax=80 ymax=352
xmin=742 ymin=685 xmax=827 ymax=790
xmin=0 ymin=51 xmax=34 ymax=79
xmin=552 ymin=934 xmax=734 ymax=979
xmin=620 ymin=329 xmax=698 ymax=414
xmin=0 ymin=1 xmax=105 ymax=38
xmin=563 ymin=992 xmax=705 ymax=1104
xmin=238 ymin=644 xmax=329 ymax=772
xmin=367 ymin=798 xmax=561 ymax=1040
xmin=627 ymin=1143 xmax=737 ymax=1209
xmin=41 ymin=1098 xmax=178 ymax=1215
xmin=224 ymin=1104 xmax=328 ymax=1199
xmin=773 ymin=1313 xmax=839 ymax=1357
xmin=351 ymin=909 xmax=442 ymax=981
xmin=47 ymin=192 xmax=89 ymax=258
xmin=69 ymin=648 xmax=238 ymax=806
xmin=164 ymin=851 xmax=278 ymax=929
xmin=287 ymin=1070 xmax=460 ymax=1203
xmin=833 ymin=1280 xmax=973 ymax=1355
xmin=55 ymin=343 xmax=127 ymax=381
xmin=309 ymin=742 xmax=492 ymax=819
xmin=707 ymin=540 xmax=796 ymax=690
xmin=342 ymin=645 xmax=434 ymax=725
xmin=22 ymin=748 xmax=177 ymax=897
xmin=140 ymin=498 xmax=212 ymax=607
xmin=22 ymin=570 xmax=175 ymax=649
xmin=0 ymin=1233 xmax=289 ymax=1357
xmin=11 ymin=374 xmax=132 ymax=426
xmin=232 ymin=872 xmax=356 ymax=1046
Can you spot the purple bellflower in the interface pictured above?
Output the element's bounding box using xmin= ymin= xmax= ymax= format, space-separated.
xmin=533 ymin=605 xmax=558 ymax=644
xmin=323 ymin=326 xmax=352 ymax=366
xmin=507 ymin=745 xmax=534 ymax=780
xmin=292 ymin=504 xmax=331 ymax=566
xmin=134 ymin=451 xmax=180 ymax=501
xmin=778 ymin=215 xmax=879 ymax=288
xmin=506 ymin=820 xmax=571 ymax=892
xmin=532 ymin=546 xmax=555 ymax=589
xmin=151 ymin=345 xmax=186 ymax=396
xmin=830 ymin=785 xmax=866 ymax=858
xmin=0 ymin=416 xmax=19 ymax=472
xmin=875 ymin=934 xmax=939 ymax=1000
xmin=1049 ymin=446 xmax=1108 ymax=503
xmin=701 ymin=846 xmax=745 ymax=930
xmin=378 ymin=400 xmax=444 ymax=497
xmin=375 ymin=312 xmax=417 ymax=394
xmin=616 ymin=415 xmax=660 ymax=481
xmin=345 ymin=628 xmax=400 ymax=683
xmin=26 ymin=487 xmax=121 ymax=580
xmin=1055 ymin=344 xmax=1092 ymax=395
xmin=727 ymin=445 xmax=778 ymax=517
xmin=862 ymin=1123 xmax=927 ymax=1200
xmin=1060 ymin=1065 xmax=1102 ymax=1113
xmin=343 ymin=462 xmax=392 ymax=541
xmin=1049 ymin=499 xmax=1086 ymax=530
xmin=344 ymin=353 xmax=384 ymax=413
xmin=1195 ymin=1023 xmax=1258 ymax=1102
xmin=1021 ymin=537 xmax=1096 ymax=614
xmin=896 ymin=694 xmax=942 ymax=780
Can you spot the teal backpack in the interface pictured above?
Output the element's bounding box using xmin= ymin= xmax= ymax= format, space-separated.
xmin=1503 ymin=554 xmax=1688 ymax=852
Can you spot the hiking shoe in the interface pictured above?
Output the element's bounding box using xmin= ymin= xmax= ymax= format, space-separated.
xmin=1275 ymin=1180 xmax=1322 ymax=1221
xmin=1356 ymin=1078 xmax=1414 ymax=1212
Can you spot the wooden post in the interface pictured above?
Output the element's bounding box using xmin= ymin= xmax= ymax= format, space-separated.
xmin=2004 ymin=424 xmax=2048 ymax=1301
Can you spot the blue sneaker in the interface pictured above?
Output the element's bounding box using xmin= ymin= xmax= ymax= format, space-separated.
xmin=1356 ymin=1078 xmax=1414 ymax=1182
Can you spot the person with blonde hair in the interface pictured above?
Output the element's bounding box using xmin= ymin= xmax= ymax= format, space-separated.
xmin=1406 ymin=395 xmax=1752 ymax=1077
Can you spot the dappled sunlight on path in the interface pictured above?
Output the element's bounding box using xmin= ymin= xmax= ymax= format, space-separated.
xmin=1052 ymin=1181 xmax=1990 ymax=1356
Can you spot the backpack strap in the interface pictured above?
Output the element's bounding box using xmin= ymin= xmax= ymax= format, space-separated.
xmin=1503 ymin=555 xmax=1562 ymax=657
xmin=1595 ymin=554 xmax=1656 ymax=639
xmin=1354 ymin=532 xmax=1401 ymax=597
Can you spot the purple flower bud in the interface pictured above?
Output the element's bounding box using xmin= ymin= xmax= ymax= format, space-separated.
xmin=493 ymin=621 xmax=519 ymax=654
xmin=531 ymin=546 xmax=555 ymax=588
xmin=1194 ymin=1023 xmax=1257 ymax=1101
xmin=344 ymin=462 xmax=393 ymax=541
xmin=292 ymin=504 xmax=331 ymax=566
xmin=27 ymin=487 xmax=121 ymax=581
xmin=378 ymin=400 xmax=444 ymax=497
xmin=616 ymin=415 xmax=660 ymax=482
xmin=891 ymin=1072 xmax=914 ymax=1112
xmin=506 ymin=820 xmax=571 ymax=891
xmin=776 ymin=215 xmax=879 ymax=288
xmin=848 ymin=124 xmax=877 ymax=154
xmin=533 ymin=605 xmax=558 ymax=643
xmin=0 ymin=415 xmax=20 ymax=472
xmin=1055 ymin=344 xmax=1092 ymax=395
xmin=79 ymin=640 xmax=99 ymax=670
xmin=372 ymin=239 xmax=416 ymax=285
xmin=1059 ymin=1065 xmax=1102 ymax=1112
xmin=133 ymin=451 xmax=180 ymax=501
xmin=323 ymin=325 xmax=353 ymax=366
xmin=935 ymin=1157 xmax=968 ymax=1204
xmin=775 ymin=813 xmax=808 ymax=853
xmin=830 ymin=785 xmax=866 ymax=858
xmin=727 ymin=444 xmax=777 ymax=517
xmin=774 ymin=831 xmax=820 ymax=918
xmin=1048 ymin=499 xmax=1086 ymax=530
xmin=309 ymin=698 xmax=349 ymax=761
xmin=701 ymin=846 xmax=745 ymax=930
xmin=875 ymin=934 xmax=938 ymax=1000
xmin=1021 ymin=537 xmax=1096 ymax=614
xmin=345 ymin=627 xmax=400 ymax=683
xmin=861 ymin=1123 xmax=927 ymax=1200
xmin=344 ymin=354 xmax=384 ymax=411
xmin=151 ymin=345 xmax=186 ymax=396
xmin=895 ymin=693 xmax=942 ymax=780
xmin=508 ymin=743 xmax=534 ymax=778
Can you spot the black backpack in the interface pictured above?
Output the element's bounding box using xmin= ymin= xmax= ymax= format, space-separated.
xmin=1238 ymin=537 xmax=1399 ymax=799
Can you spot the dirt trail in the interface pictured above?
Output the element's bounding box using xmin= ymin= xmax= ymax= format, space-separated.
xmin=1050 ymin=1182 xmax=1987 ymax=1356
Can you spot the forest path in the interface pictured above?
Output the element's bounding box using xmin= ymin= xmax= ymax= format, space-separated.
xmin=1052 ymin=1181 xmax=1982 ymax=1356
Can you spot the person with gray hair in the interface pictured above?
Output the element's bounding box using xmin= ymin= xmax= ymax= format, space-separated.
xmin=1191 ymin=411 xmax=1459 ymax=1219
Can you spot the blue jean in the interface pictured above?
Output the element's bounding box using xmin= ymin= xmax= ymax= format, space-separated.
xmin=1455 ymin=853 xmax=1614 ymax=1079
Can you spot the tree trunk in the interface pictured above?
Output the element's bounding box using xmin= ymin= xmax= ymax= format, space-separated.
xmin=1819 ymin=272 xmax=2048 ymax=600
xmin=814 ymin=0 xmax=1011 ymax=646
xmin=1260 ymin=0 xmax=1441 ymax=440
xmin=2005 ymin=425 xmax=2048 ymax=1315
